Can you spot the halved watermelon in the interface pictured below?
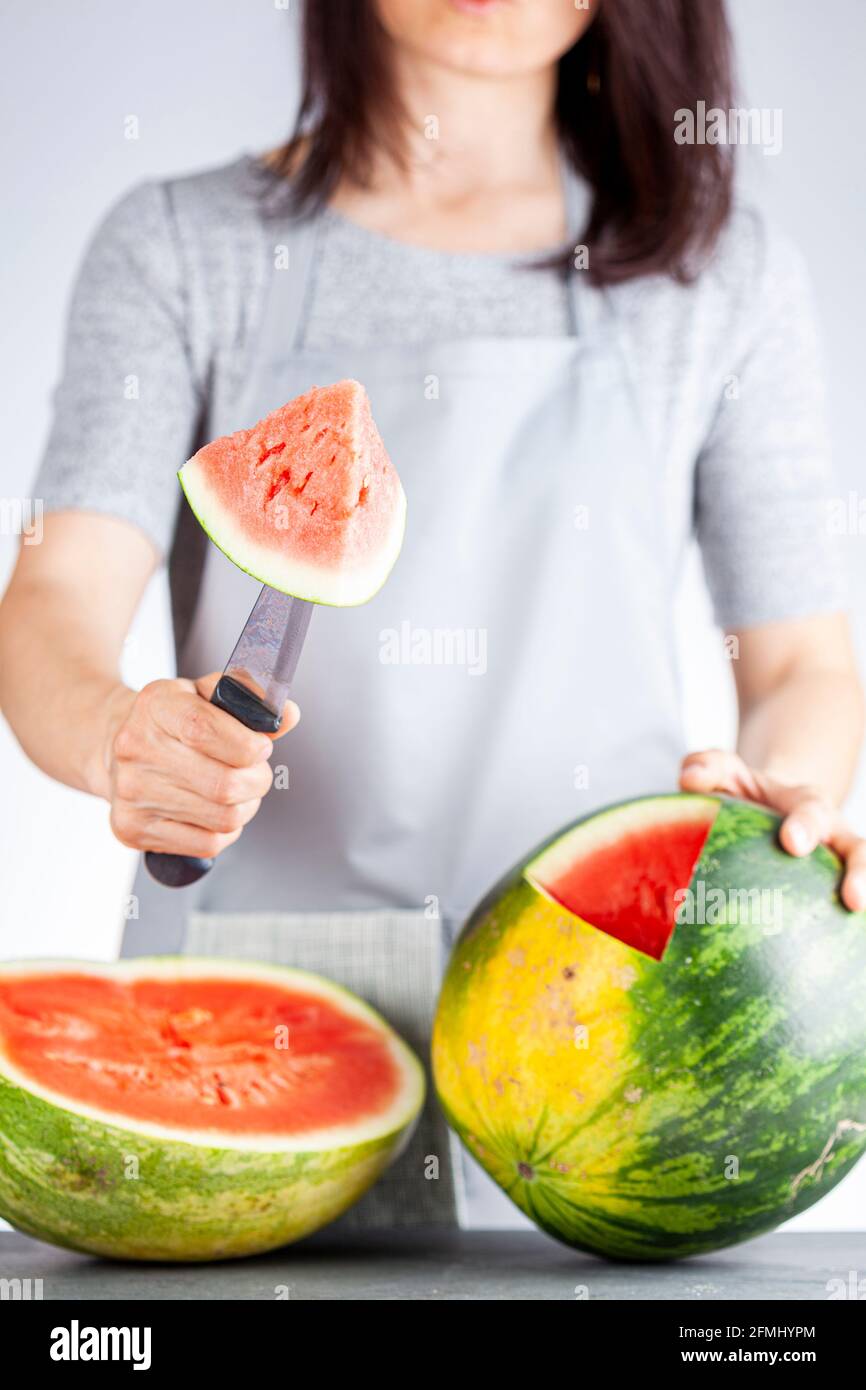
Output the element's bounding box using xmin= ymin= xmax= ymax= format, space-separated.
xmin=434 ymin=794 xmax=866 ymax=1260
xmin=0 ymin=957 xmax=424 ymax=1261
xmin=179 ymin=380 xmax=406 ymax=606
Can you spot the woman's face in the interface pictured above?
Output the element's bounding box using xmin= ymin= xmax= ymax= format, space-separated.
xmin=374 ymin=0 xmax=596 ymax=79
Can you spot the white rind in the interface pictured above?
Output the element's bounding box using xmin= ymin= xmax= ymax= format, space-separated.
xmin=0 ymin=957 xmax=425 ymax=1154
xmin=179 ymin=456 xmax=407 ymax=607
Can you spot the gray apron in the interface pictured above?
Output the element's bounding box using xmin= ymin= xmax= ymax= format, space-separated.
xmin=125 ymin=166 xmax=689 ymax=1227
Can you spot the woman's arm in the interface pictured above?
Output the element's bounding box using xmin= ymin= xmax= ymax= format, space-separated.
xmin=732 ymin=614 xmax=863 ymax=801
xmin=0 ymin=511 xmax=295 ymax=860
xmin=681 ymin=612 xmax=866 ymax=909
xmin=0 ymin=512 xmax=156 ymax=795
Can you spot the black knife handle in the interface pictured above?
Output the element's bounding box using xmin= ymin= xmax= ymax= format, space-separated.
xmin=144 ymin=676 xmax=281 ymax=888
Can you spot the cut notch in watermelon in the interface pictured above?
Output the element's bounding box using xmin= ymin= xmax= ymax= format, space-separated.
xmin=525 ymin=794 xmax=720 ymax=961
xmin=0 ymin=957 xmax=424 ymax=1152
xmin=179 ymin=379 xmax=406 ymax=606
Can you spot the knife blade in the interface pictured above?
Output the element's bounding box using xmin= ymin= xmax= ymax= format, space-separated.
xmin=145 ymin=585 xmax=313 ymax=887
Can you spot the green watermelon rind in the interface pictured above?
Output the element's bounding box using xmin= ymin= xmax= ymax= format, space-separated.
xmin=434 ymin=794 xmax=866 ymax=1262
xmin=0 ymin=956 xmax=424 ymax=1262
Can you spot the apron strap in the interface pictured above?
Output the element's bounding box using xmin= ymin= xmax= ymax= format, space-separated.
xmin=255 ymin=203 xmax=323 ymax=362
xmin=560 ymin=153 xmax=602 ymax=338
xmin=166 ymin=200 xmax=323 ymax=728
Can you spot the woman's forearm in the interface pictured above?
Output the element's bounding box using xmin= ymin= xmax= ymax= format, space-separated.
xmin=725 ymin=615 xmax=864 ymax=807
xmin=0 ymin=572 xmax=135 ymax=798
xmin=683 ymin=632 xmax=866 ymax=909
xmin=0 ymin=513 xmax=156 ymax=798
xmin=736 ymin=668 xmax=864 ymax=805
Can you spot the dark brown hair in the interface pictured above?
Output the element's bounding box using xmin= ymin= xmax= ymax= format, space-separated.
xmin=272 ymin=0 xmax=735 ymax=286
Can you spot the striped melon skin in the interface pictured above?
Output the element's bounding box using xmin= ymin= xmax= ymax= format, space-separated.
xmin=433 ymin=796 xmax=866 ymax=1261
xmin=0 ymin=958 xmax=424 ymax=1262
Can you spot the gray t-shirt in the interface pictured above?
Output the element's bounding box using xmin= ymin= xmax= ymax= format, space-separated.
xmin=34 ymin=154 xmax=843 ymax=630
xmin=304 ymin=205 xmax=573 ymax=347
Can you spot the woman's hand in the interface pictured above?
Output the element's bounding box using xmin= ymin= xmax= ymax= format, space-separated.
xmin=679 ymin=749 xmax=866 ymax=911
xmin=101 ymin=674 xmax=299 ymax=861
xmin=0 ymin=514 xmax=301 ymax=861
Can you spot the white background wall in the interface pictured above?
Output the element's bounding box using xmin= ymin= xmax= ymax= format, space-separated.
xmin=1 ymin=0 xmax=864 ymax=1230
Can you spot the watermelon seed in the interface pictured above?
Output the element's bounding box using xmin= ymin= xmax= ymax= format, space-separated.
xmin=266 ymin=470 xmax=291 ymax=502
xmin=257 ymin=442 xmax=286 ymax=464
xmin=266 ymin=469 xmax=313 ymax=503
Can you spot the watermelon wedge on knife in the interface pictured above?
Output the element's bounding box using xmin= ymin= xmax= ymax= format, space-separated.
xmin=147 ymin=381 xmax=406 ymax=887
xmin=179 ymin=378 xmax=407 ymax=607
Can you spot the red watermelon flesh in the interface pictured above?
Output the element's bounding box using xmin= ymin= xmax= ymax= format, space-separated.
xmin=0 ymin=971 xmax=403 ymax=1137
xmin=526 ymin=796 xmax=718 ymax=960
xmin=179 ymin=380 xmax=406 ymax=606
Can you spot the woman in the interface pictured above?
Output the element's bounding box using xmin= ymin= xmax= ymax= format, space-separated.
xmin=1 ymin=0 xmax=863 ymax=1228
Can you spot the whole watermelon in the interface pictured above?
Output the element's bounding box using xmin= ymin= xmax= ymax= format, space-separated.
xmin=432 ymin=795 xmax=866 ymax=1260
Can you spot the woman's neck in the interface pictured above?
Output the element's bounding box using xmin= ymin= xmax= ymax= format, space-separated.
xmin=383 ymin=47 xmax=560 ymax=197
xmin=331 ymin=51 xmax=566 ymax=253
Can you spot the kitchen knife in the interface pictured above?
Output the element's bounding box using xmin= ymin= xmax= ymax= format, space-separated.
xmin=145 ymin=584 xmax=313 ymax=888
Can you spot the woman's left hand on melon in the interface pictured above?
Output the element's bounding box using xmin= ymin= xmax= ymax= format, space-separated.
xmin=680 ymin=749 xmax=866 ymax=911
